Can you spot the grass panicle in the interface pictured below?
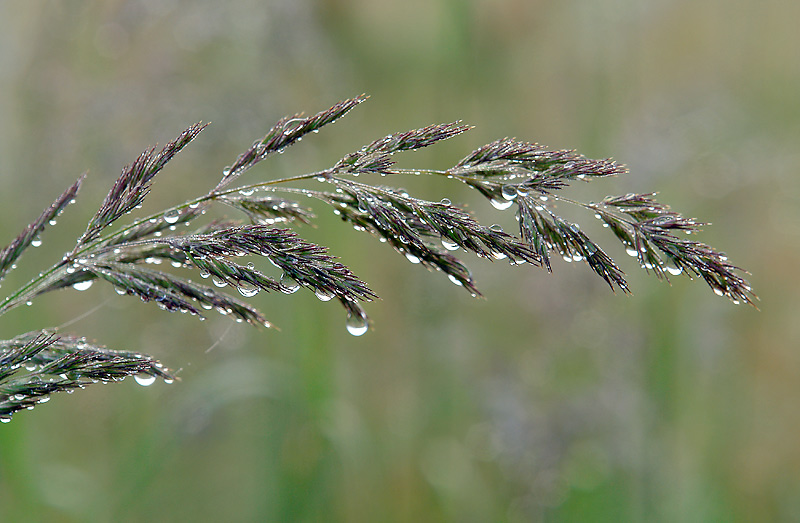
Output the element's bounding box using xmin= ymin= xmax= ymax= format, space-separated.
xmin=0 ymin=96 xmax=756 ymax=422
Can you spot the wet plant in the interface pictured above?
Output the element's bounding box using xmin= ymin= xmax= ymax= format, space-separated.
xmin=0 ymin=95 xmax=756 ymax=422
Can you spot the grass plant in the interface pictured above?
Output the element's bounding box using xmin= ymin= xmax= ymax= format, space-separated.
xmin=0 ymin=95 xmax=755 ymax=423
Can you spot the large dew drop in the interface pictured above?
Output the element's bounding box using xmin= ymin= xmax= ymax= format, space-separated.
xmin=72 ymin=280 xmax=94 ymax=291
xmin=163 ymin=210 xmax=180 ymax=224
xmin=405 ymin=252 xmax=421 ymax=264
xmin=237 ymin=282 xmax=259 ymax=297
xmin=134 ymin=374 xmax=157 ymax=387
xmin=501 ymin=185 xmax=518 ymax=201
xmin=315 ymin=289 xmax=334 ymax=302
xmin=441 ymin=239 xmax=460 ymax=251
xmin=490 ymin=198 xmax=514 ymax=211
xmin=345 ymin=311 xmax=369 ymax=336
xmin=280 ymin=273 xmax=300 ymax=294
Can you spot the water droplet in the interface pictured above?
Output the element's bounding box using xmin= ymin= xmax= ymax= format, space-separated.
xmin=189 ymin=202 xmax=200 ymax=209
xmin=490 ymin=198 xmax=514 ymax=211
xmin=405 ymin=252 xmax=421 ymax=264
xmin=539 ymin=195 xmax=549 ymax=202
xmin=572 ymin=253 xmax=583 ymax=262
xmin=501 ymin=185 xmax=517 ymax=201
xmin=625 ymin=247 xmax=638 ymax=257
xmin=441 ymin=239 xmax=459 ymax=251
xmin=448 ymin=274 xmax=463 ymax=286
xmin=163 ymin=210 xmax=180 ymax=224
xmin=489 ymin=224 xmax=503 ymax=233
xmin=31 ymin=238 xmax=42 ymax=247
xmin=49 ymin=219 xmax=57 ymax=226
xmin=713 ymin=287 xmax=725 ymax=297
xmin=164 ymin=378 xmax=175 ymax=385
xmin=212 ymin=277 xmax=228 ymax=288
xmin=315 ymin=289 xmax=334 ymax=302
xmin=37 ymin=396 xmax=50 ymax=403
xmin=1 ymin=416 xmax=12 ymax=423
xmin=239 ymin=187 xmax=255 ymax=196
xmin=345 ymin=311 xmax=369 ymax=336
xmin=134 ymin=374 xmax=156 ymax=387
xmin=25 ymin=301 xmax=32 ymax=306
xmin=237 ymin=282 xmax=259 ymax=297
xmin=440 ymin=198 xmax=452 ymax=206
xmin=72 ymin=280 xmax=94 ymax=291
xmin=199 ymin=271 xmax=210 ymax=279
xmin=664 ymin=260 xmax=683 ymax=276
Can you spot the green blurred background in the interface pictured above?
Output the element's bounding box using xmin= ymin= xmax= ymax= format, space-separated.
xmin=0 ymin=1 xmax=796 ymax=521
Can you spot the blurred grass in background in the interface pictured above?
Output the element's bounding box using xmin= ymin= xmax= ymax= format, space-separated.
xmin=0 ymin=0 xmax=797 ymax=521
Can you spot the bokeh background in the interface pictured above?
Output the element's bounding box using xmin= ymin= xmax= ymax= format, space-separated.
xmin=0 ymin=1 xmax=797 ymax=521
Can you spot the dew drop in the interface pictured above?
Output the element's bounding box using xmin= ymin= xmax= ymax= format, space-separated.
xmin=239 ymin=187 xmax=256 ymax=196
xmin=441 ymin=239 xmax=459 ymax=251
xmin=572 ymin=253 xmax=583 ymax=262
xmin=189 ymin=202 xmax=200 ymax=209
xmin=49 ymin=219 xmax=57 ymax=226
xmin=26 ymin=301 xmax=32 ymax=306
xmin=315 ymin=289 xmax=334 ymax=302
xmin=713 ymin=287 xmax=725 ymax=297
xmin=134 ymin=374 xmax=157 ymax=387
xmin=72 ymin=280 xmax=94 ymax=291
xmin=440 ymin=198 xmax=452 ymax=206
xmin=212 ymin=277 xmax=228 ymax=288
xmin=448 ymin=274 xmax=463 ymax=286
xmin=345 ymin=311 xmax=369 ymax=336
xmin=237 ymin=282 xmax=259 ymax=297
xmin=501 ymin=185 xmax=517 ymax=201
xmin=163 ymin=210 xmax=180 ymax=224
xmin=490 ymin=198 xmax=514 ymax=211
xmin=405 ymin=252 xmax=421 ymax=264
xmin=199 ymin=271 xmax=210 ymax=279
xmin=31 ymin=238 xmax=42 ymax=247
xmin=625 ymin=247 xmax=638 ymax=257
xmin=1 ymin=416 xmax=12 ymax=423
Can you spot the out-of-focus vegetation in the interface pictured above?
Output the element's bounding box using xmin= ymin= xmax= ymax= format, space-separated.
xmin=0 ymin=1 xmax=796 ymax=521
